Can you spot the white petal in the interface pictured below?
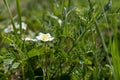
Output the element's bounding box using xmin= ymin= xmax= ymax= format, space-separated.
xmin=48 ymin=37 xmax=54 ymax=41
xmin=39 ymin=32 xmax=44 ymax=35
xmin=21 ymin=22 xmax=27 ymax=30
xmin=4 ymin=26 xmax=14 ymax=33
xmin=36 ymin=35 xmax=42 ymax=40
xmin=17 ymin=31 xmax=21 ymax=34
xmin=23 ymin=37 xmax=37 ymax=42
xmin=4 ymin=28 xmax=12 ymax=33
xmin=15 ymin=22 xmax=19 ymax=29
xmin=46 ymin=33 xmax=51 ymax=37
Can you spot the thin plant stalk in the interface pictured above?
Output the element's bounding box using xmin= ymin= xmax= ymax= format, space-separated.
xmin=94 ymin=19 xmax=112 ymax=66
xmin=16 ymin=0 xmax=22 ymax=37
xmin=3 ymin=0 xmax=18 ymax=40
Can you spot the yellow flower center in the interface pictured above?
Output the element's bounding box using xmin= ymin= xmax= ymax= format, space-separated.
xmin=41 ymin=35 xmax=49 ymax=41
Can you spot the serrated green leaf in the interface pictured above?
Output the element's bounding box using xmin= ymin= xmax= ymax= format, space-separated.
xmin=4 ymin=58 xmax=14 ymax=65
xmin=27 ymin=47 xmax=44 ymax=58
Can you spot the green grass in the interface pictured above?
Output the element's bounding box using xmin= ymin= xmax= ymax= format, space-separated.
xmin=0 ymin=0 xmax=120 ymax=80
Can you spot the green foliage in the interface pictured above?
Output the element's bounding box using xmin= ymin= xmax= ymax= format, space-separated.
xmin=0 ymin=0 xmax=120 ymax=80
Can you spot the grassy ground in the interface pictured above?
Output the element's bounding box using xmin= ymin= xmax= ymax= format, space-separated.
xmin=0 ymin=0 xmax=120 ymax=80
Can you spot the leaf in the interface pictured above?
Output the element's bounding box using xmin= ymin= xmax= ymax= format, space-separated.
xmin=12 ymin=62 xmax=20 ymax=69
xmin=4 ymin=58 xmax=14 ymax=65
xmin=87 ymin=66 xmax=94 ymax=71
xmin=84 ymin=58 xmax=92 ymax=65
xmin=27 ymin=47 xmax=44 ymax=58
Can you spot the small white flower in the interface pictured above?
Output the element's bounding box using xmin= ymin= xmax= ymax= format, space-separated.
xmin=15 ymin=22 xmax=27 ymax=30
xmin=21 ymin=22 xmax=27 ymax=30
xmin=4 ymin=22 xmax=27 ymax=33
xmin=15 ymin=22 xmax=19 ymax=29
xmin=36 ymin=33 xmax=54 ymax=42
xmin=4 ymin=25 xmax=14 ymax=33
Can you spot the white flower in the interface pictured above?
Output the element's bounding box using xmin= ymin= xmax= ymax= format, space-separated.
xmin=4 ymin=25 xmax=14 ymax=33
xmin=15 ymin=22 xmax=27 ymax=30
xmin=21 ymin=22 xmax=27 ymax=30
xmin=4 ymin=22 xmax=27 ymax=33
xmin=36 ymin=33 xmax=54 ymax=42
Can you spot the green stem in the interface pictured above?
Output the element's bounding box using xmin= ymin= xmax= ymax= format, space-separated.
xmin=44 ymin=43 xmax=49 ymax=80
xmin=22 ymin=63 xmax=25 ymax=80
xmin=16 ymin=0 xmax=22 ymax=37
xmin=94 ymin=19 xmax=112 ymax=66
xmin=3 ymin=0 xmax=18 ymax=40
